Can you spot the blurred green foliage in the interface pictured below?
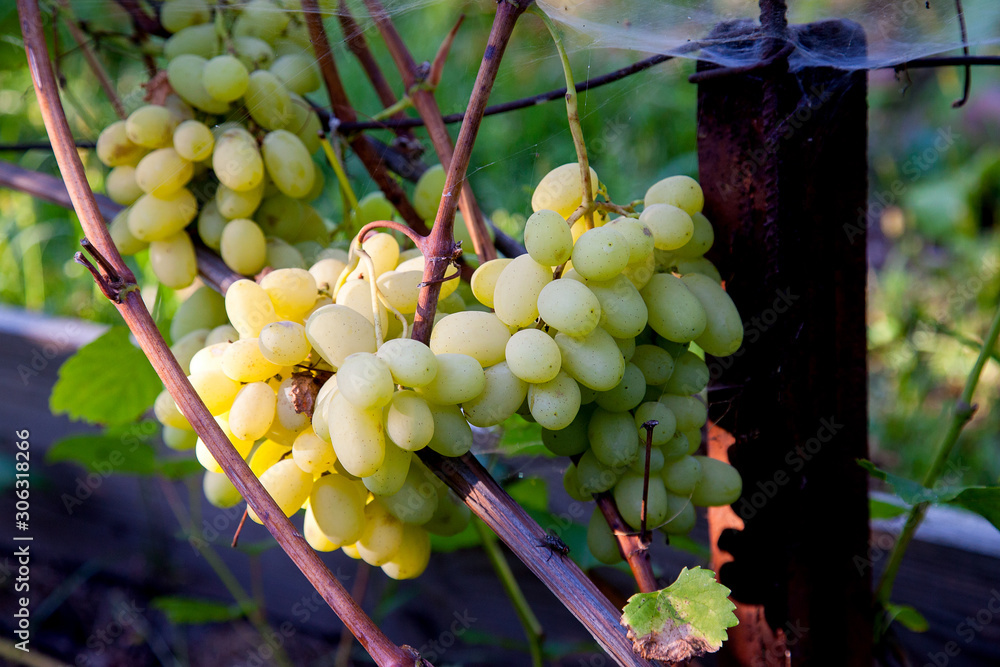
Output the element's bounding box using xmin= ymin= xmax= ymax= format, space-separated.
xmin=0 ymin=0 xmax=998 ymax=485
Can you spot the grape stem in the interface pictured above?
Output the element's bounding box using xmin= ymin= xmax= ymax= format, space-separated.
xmin=318 ymin=130 xmax=360 ymax=224
xmin=874 ymin=298 xmax=1000 ymax=624
xmin=17 ymin=3 xmax=426 ymax=665
xmin=639 ymin=421 xmax=659 ymax=543
xmin=362 ymin=0 xmax=498 ymax=263
xmin=531 ymin=6 xmax=596 ymax=229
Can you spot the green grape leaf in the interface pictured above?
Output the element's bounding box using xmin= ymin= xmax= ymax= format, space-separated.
xmin=498 ymin=415 xmax=547 ymax=456
xmin=156 ymin=458 xmax=204 ymax=480
xmin=46 ymin=422 xmax=158 ymax=475
xmin=50 ymin=327 xmax=162 ymax=426
xmin=151 ymin=596 xmax=251 ymax=625
xmin=621 ymin=566 xmax=737 ymax=661
xmin=884 ymin=603 xmax=929 ymax=633
xmin=869 ymin=497 xmax=909 ymax=520
xmin=506 ymin=477 xmax=549 ymax=513
xmin=859 ymin=460 xmax=1000 ymax=532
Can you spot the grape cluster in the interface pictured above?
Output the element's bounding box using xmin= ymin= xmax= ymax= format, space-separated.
xmin=96 ymin=0 xmax=342 ymax=288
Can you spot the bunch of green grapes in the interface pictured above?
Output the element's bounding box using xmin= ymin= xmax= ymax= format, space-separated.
xmin=96 ymin=0 xmax=337 ymax=289
xmin=462 ymin=163 xmax=745 ymax=565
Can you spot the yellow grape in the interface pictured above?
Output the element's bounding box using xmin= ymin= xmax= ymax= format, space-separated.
xmin=535 ymin=279 xmax=601 ymax=336
xmin=360 ymin=233 xmax=399 ymax=277
xmin=309 ymin=257 xmax=348 ymax=292
xmin=571 ymin=226 xmax=630 ymax=282
xmin=154 ymin=389 xmax=191 ymax=430
xmin=260 ymin=267 xmax=318 ymax=320
xmin=356 ymin=500 xmax=404 ymax=566
xmin=327 ymin=392 xmax=385 ymax=477
xmin=213 ymin=128 xmax=264 ymax=192
xmin=249 ymin=440 xmax=291 ymax=477
xmin=415 ymin=353 xmax=485 ymax=405
xmin=335 ymin=279 xmax=389 ymax=333
xmin=216 ymin=180 xmax=264 ymax=219
xmin=413 ymin=164 xmax=445 ymax=220
xmin=460 ymin=361 xmax=527 ymax=428
xmin=225 ymin=279 xmax=279 ymax=339
xmin=640 ymin=273 xmax=708 ymax=343
xmin=292 ymin=428 xmax=337 ymax=473
xmin=233 ymin=0 xmax=289 ymax=43
xmin=587 ymin=274 xmax=648 ymax=339
xmin=672 ymin=212 xmax=715 ymax=259
xmin=248 ymin=459 xmax=313 ymax=524
xmin=245 ymin=71 xmax=293 ymax=131
xmin=203 ymin=470 xmax=242 ymax=509
xmin=337 ymin=353 xmax=395 ymax=410
xmin=127 ymin=189 xmax=198 ymax=242
xmin=531 ymin=162 xmax=599 ymax=219
xmin=527 ymin=370 xmax=581 ymax=430
xmin=305 ymin=304 xmax=377 ymax=368
xmin=166 ymin=54 xmax=229 ymax=114
xmin=187 ymin=368 xmax=240 ymax=415
xmin=105 ymin=165 xmax=143 ymax=205
xmin=163 ymin=23 xmax=220 ymax=60
xmin=384 ymin=390 xmax=434 ymax=451
xmin=233 ymin=35 xmax=275 ymax=70
xmin=303 ymin=504 xmax=339 ymax=551
xmin=429 ymin=311 xmax=510 ymax=367
xmin=492 ymin=255 xmax=552 ymax=328
xmin=170 ymin=329 xmax=209 ymax=376
xmin=362 ymin=441 xmax=412 ymax=495
xmin=505 ymin=329 xmax=561 ymax=383
xmin=149 ymin=232 xmax=197 ymax=289
xmin=195 ymin=414 xmax=254 ymax=473
xmin=220 ymin=218 xmax=267 ymax=276
xmin=203 ymin=54 xmax=249 ymax=102
xmin=606 ymin=217 xmax=655 ymax=265
xmin=639 ymin=204 xmax=694 ymax=251
xmin=644 ymin=175 xmax=704 ymax=216
xmin=134 ymin=148 xmax=193 ymax=197
xmin=221 ymin=338 xmax=283 ymax=383
xmin=427 ymin=403 xmax=473 ymax=457
xmin=96 ymin=120 xmax=146 ymax=167
xmin=470 ymin=258 xmax=512 ymax=309
xmin=261 ymin=129 xmax=315 ymax=198
xmin=555 ymin=327 xmax=625 ymax=392
xmin=108 ymin=209 xmax=147 ymax=256
xmin=229 ymin=381 xmax=277 ymax=441
xmin=524 ymin=209 xmax=573 ymax=266
xmin=125 ymin=105 xmax=178 ymax=149
xmin=197 ymin=200 xmax=227 ymax=250
xmin=258 ymin=321 xmax=310 ymax=366
xmin=376 ymin=270 xmax=423 ymax=315
xmin=381 ymin=524 xmax=430 ymax=580
xmin=380 ymin=463 xmax=438 ymax=525
xmin=375 ymin=338 xmax=438 ymax=388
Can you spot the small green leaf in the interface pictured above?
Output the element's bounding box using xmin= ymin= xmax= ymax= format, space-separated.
xmin=949 ymin=487 xmax=1000 ymax=533
xmin=50 ymin=327 xmax=162 ymax=425
xmin=152 ymin=596 xmax=250 ymax=625
xmin=870 ymin=497 xmax=909 ymax=520
xmin=157 ymin=458 xmax=204 ymax=480
xmin=46 ymin=422 xmax=158 ymax=474
xmin=621 ymin=566 xmax=737 ymax=662
xmin=884 ymin=603 xmax=929 ymax=633
xmin=234 ymin=540 xmax=279 ymax=557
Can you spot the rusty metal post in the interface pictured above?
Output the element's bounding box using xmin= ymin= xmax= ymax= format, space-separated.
xmin=696 ymin=18 xmax=873 ymax=667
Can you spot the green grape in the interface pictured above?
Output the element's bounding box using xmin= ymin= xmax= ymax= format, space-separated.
xmin=216 ymin=180 xmax=264 ymax=219
xmin=690 ymin=456 xmax=741 ymax=507
xmin=170 ymin=287 xmax=226 ymax=342
xmin=587 ymin=274 xmax=648 ymax=339
xmin=227 ymin=382 xmax=276 ymax=442
xmin=189 ymin=342 xmax=230 ymax=377
xmin=629 ymin=446 xmax=665 ymax=474
xmin=267 ymin=239 xmax=307 ymax=270
xmin=535 ymin=279 xmax=601 ymax=337
xmin=125 ymin=105 xmax=178 ymax=149
xmin=395 ymin=255 xmax=461 ymax=300
xmin=427 ymin=403 xmax=473 ymax=457
xmin=221 ymin=338 xmax=283 ymax=383
xmin=327 ymin=392 xmax=385 ymax=477
xmin=527 ymin=370 xmax=581 ymax=430
xmin=660 ymin=455 xmax=702 ymax=496
xmin=376 ymin=270 xmax=422 ymax=315
xmin=233 ymin=0 xmax=289 ymax=42
xmin=106 ymin=166 xmax=143 ymax=206
xmin=233 ymin=35 xmax=275 ymax=69
xmin=633 ymin=401 xmax=676 ymax=446
xmin=149 ymin=231 xmax=197 ymax=289
xmin=563 ymin=463 xmax=590 ymax=501
xmin=493 ymin=255 xmax=552 ymax=328
xmin=662 ymin=431 xmax=689 ymax=458
xmin=658 ymin=394 xmax=707 ymax=432
xmin=664 ymin=351 xmax=709 ymax=395
xmin=260 ymin=267 xmax=318 ymax=320
xmin=108 ymin=209 xmax=147 ymax=256
xmin=310 ymin=257 xmax=347 ymax=292
xmin=225 ymin=278 xmax=279 ymax=339
xmin=256 ymin=193 xmax=303 ymax=240
xmin=505 ymin=329 xmax=561 ymax=383
xmin=606 ymin=217 xmax=654 ymax=265
xmin=309 ymin=473 xmax=365 ymax=543
xmin=363 ymin=441 xmax=412 ymax=495
xmin=187 ymin=368 xmax=240 ymax=415
xmin=614 ymin=473 xmax=669 ymax=530
xmin=291 ymin=428 xmax=336 ymax=473
xmin=641 ymin=273 xmax=708 ymax=343
xmin=660 ymin=493 xmax=696 ymax=534
xmin=134 ymin=148 xmax=193 ymax=197
xmin=96 ymin=120 xmax=145 ymax=167
xmin=413 ymin=163 xmax=446 ymax=220
xmin=415 ymin=353 xmax=485 ymax=406
xmin=630 ymin=344 xmax=674 ymax=386
xmin=203 ymin=470 xmax=242 ymax=509
xmin=202 ymin=54 xmax=249 ymax=103
xmin=259 ymin=321 xmax=310 ymax=365
xmin=614 ymin=336 xmax=636 ymax=362
xmin=356 ymin=500 xmax=404 ymax=566
xmin=644 ymin=175 xmax=704 ymax=216
xmin=462 ymin=361 xmax=528 ymax=428
xmin=197 ymin=200 xmax=227 ymax=250
xmin=213 ymin=128 xmax=264 ymax=192
xmin=554 ymin=327 xmax=625 ymax=392
xmin=531 ymin=162 xmax=599 ymax=219
xmin=262 ymin=129 xmax=316 ymax=198
xmin=304 ymin=504 xmax=339 ymax=551
xmin=306 ymin=304 xmax=377 ymax=368
xmin=196 ymin=415 xmax=254 ymax=474
xmin=470 ymin=258 xmax=512 ymax=309
xmin=220 ymin=218 xmax=267 ymax=276
xmin=336 ymin=279 xmax=388 ymax=332
xmin=172 ymin=119 xmax=215 ymax=162
xmin=524 ymin=209 xmax=573 ymax=266
xmin=161 ymin=0 xmax=211 ymax=33
xmin=622 ymin=251 xmax=656 ymax=291
xmin=163 ymin=23 xmax=220 ymax=60
xmin=423 ymin=489 xmax=471 ymax=537
xmin=353 ymin=192 xmax=396 ymax=226
xmin=205 ymin=324 xmax=239 ymax=346
xmin=360 ymin=233 xmax=400 ymax=277
xmin=381 ymin=524 xmax=430 ymax=580
xmin=587 ymin=508 xmax=623 ymax=564
xmin=269 ymin=53 xmax=321 ymax=95
xmin=380 ymin=463 xmax=438 ymax=526
xmin=375 ymin=338 xmax=438 ymax=387
xmin=571 ymin=226 xmax=630 ymax=282
xmin=594 ymin=362 xmax=645 ymax=412
xmin=245 ymin=71 xmax=293 ymax=131
xmin=682 ymin=273 xmax=744 ymax=357
xmin=430 ymin=311 xmax=510 ymax=368
xmin=588 ymin=408 xmax=640 ymax=468
xmin=284 ymin=92 xmax=322 ymax=154
xmin=166 ymin=54 xmax=229 ymax=114
xmin=247 ymin=459 xmax=308 ymax=532
xmin=672 ymin=212 xmax=715 ymax=260
xmin=676 ymin=257 xmax=722 ymax=283
xmin=337 ymin=353 xmax=394 ymax=410
xmin=575 ymin=448 xmax=621 ymax=494
xmin=541 ymin=405 xmax=591 ymax=456
xmin=294 ymin=206 xmax=329 ymax=245
xmin=154 ymin=389 xmax=190 ymax=430
xmin=384 ymin=390 xmax=433 ymax=451
xmin=639 ymin=204 xmax=694 ymax=251
xmin=163 ymin=424 xmax=197 ymax=451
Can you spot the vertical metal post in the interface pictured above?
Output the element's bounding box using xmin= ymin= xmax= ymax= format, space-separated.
xmin=696 ymin=18 xmax=873 ymax=667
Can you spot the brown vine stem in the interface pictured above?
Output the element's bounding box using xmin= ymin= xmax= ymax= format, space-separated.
xmin=17 ymin=2 xmax=423 ymax=665
xmin=54 ymin=0 xmax=126 ymax=119
xmin=113 ymin=0 xmax=170 ymax=38
xmin=594 ymin=494 xmax=658 ymax=594
xmin=300 ymin=0 xmax=428 ymax=235
xmin=363 ymin=0 xmax=497 ymax=263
